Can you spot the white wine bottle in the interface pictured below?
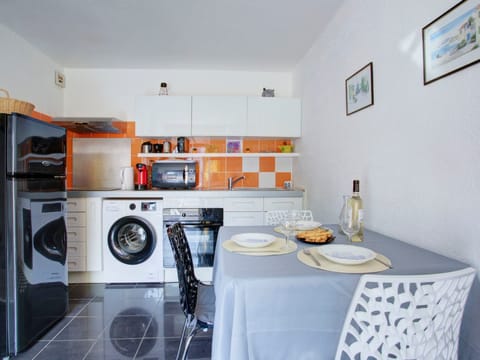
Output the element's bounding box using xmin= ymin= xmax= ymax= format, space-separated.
xmin=351 ymin=180 xmax=364 ymax=242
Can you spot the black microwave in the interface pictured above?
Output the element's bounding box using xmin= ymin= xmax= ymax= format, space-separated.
xmin=151 ymin=160 xmax=197 ymax=189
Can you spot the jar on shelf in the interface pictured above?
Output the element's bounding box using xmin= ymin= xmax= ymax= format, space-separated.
xmin=159 ymin=82 xmax=168 ymax=96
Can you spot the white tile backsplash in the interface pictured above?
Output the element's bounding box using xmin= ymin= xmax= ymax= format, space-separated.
xmin=242 ymin=157 xmax=259 ymax=172
xmin=259 ymin=172 xmax=275 ymax=188
xmin=72 ymin=138 xmax=131 ymax=189
xmin=275 ymin=157 xmax=292 ymax=172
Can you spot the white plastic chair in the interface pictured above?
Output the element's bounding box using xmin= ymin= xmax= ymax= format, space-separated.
xmin=265 ymin=210 xmax=313 ymax=225
xmin=335 ymin=267 xmax=476 ymax=360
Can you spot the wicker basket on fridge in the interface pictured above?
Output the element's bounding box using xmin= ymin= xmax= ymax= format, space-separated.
xmin=0 ymin=88 xmax=35 ymax=116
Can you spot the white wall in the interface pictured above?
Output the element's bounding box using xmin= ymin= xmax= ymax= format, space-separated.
xmin=294 ymin=2 xmax=480 ymax=355
xmin=63 ymin=68 xmax=292 ymax=119
xmin=0 ymin=24 xmax=63 ymax=116
xmin=294 ymin=0 xmax=480 ymax=269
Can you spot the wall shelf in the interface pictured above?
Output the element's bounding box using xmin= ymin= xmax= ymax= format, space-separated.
xmin=137 ymin=152 xmax=299 ymax=158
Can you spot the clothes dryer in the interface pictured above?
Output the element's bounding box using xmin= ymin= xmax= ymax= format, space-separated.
xmin=102 ymin=198 xmax=164 ymax=283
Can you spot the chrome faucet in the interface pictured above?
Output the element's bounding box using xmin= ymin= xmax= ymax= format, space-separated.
xmin=228 ymin=175 xmax=246 ymax=190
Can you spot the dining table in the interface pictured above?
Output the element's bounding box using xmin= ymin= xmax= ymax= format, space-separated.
xmin=211 ymin=225 xmax=479 ymax=360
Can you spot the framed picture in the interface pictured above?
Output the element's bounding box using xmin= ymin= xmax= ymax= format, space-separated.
xmin=422 ymin=0 xmax=480 ymax=85
xmin=226 ymin=138 xmax=242 ymax=153
xmin=345 ymin=62 xmax=374 ymax=116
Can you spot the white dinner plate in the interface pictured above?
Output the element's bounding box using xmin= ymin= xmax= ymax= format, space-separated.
xmin=231 ymin=233 xmax=277 ymax=248
xmin=317 ymin=244 xmax=376 ymax=265
xmin=295 ymin=220 xmax=322 ymax=231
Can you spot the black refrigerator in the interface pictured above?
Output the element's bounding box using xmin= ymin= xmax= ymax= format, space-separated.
xmin=0 ymin=112 xmax=68 ymax=357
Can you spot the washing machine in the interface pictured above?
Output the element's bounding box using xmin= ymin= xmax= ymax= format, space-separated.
xmin=102 ymin=198 xmax=164 ymax=283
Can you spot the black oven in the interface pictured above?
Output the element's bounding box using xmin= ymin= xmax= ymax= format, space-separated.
xmin=163 ymin=208 xmax=223 ymax=282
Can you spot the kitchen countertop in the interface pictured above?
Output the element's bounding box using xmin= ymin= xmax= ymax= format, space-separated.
xmin=67 ymin=188 xmax=304 ymax=198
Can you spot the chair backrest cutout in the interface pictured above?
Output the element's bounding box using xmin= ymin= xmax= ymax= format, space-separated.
xmin=335 ymin=267 xmax=476 ymax=360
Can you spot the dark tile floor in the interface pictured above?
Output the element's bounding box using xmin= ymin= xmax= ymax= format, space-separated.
xmin=13 ymin=283 xmax=212 ymax=360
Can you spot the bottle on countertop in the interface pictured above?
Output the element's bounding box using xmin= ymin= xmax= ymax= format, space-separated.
xmin=350 ymin=179 xmax=364 ymax=242
xmin=159 ymin=82 xmax=168 ymax=96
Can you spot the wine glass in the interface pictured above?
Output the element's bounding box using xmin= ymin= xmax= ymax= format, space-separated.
xmin=339 ymin=195 xmax=360 ymax=242
xmin=281 ymin=210 xmax=299 ymax=249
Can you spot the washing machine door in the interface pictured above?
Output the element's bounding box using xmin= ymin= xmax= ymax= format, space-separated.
xmin=107 ymin=216 xmax=156 ymax=265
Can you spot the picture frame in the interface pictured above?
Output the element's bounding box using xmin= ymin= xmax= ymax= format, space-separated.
xmin=345 ymin=62 xmax=374 ymax=116
xmin=226 ymin=138 xmax=242 ymax=153
xmin=422 ymin=0 xmax=480 ymax=85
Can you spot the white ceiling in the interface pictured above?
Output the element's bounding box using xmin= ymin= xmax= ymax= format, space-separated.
xmin=0 ymin=0 xmax=343 ymax=71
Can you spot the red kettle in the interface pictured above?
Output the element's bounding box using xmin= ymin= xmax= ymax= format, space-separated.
xmin=135 ymin=163 xmax=148 ymax=190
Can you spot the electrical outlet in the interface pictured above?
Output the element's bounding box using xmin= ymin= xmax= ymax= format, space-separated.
xmin=55 ymin=71 xmax=65 ymax=88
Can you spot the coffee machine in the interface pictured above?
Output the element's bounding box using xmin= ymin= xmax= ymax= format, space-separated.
xmin=135 ymin=163 xmax=148 ymax=190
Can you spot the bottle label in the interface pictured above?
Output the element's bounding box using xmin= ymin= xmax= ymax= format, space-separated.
xmin=358 ymin=209 xmax=364 ymax=223
xmin=347 ymin=208 xmax=353 ymax=223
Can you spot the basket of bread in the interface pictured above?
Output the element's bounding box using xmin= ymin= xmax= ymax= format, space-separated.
xmin=0 ymin=89 xmax=35 ymax=116
xmin=296 ymin=227 xmax=335 ymax=244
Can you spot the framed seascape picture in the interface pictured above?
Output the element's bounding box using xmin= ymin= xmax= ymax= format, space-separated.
xmin=422 ymin=0 xmax=480 ymax=85
xmin=345 ymin=62 xmax=374 ymax=116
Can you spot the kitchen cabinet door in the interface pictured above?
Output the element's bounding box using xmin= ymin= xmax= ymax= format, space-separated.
xmin=66 ymin=198 xmax=87 ymax=272
xmin=264 ymin=197 xmax=303 ymax=210
xmin=85 ymin=197 xmax=102 ymax=271
xmin=224 ymin=197 xmax=263 ymax=211
xmin=192 ymin=96 xmax=247 ymax=136
xmin=135 ymin=96 xmax=192 ymax=137
xmin=67 ymin=197 xmax=102 ymax=272
xmin=224 ymin=212 xmax=264 ymax=226
xmin=247 ymin=97 xmax=301 ymax=137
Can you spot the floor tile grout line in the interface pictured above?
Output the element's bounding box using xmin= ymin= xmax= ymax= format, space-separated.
xmin=132 ymin=317 xmax=154 ymax=359
xmin=82 ymin=305 xmax=120 ymax=360
xmin=20 ymin=284 xmax=210 ymax=359
xmin=31 ymin=296 xmax=95 ymax=359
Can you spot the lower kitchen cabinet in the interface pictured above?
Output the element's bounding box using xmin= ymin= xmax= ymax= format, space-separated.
xmin=223 ymin=196 xmax=304 ymax=226
xmin=66 ymin=197 xmax=102 ymax=272
xmin=224 ymin=197 xmax=264 ymax=226
xmin=264 ymin=197 xmax=303 ymax=211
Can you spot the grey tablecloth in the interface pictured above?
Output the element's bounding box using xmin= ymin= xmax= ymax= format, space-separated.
xmin=212 ymin=225 xmax=479 ymax=360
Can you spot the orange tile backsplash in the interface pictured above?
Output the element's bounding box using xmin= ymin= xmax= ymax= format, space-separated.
xmin=131 ymin=138 xmax=293 ymax=189
xmin=31 ymin=111 xmax=294 ymax=190
xmin=259 ymin=157 xmax=275 ymax=172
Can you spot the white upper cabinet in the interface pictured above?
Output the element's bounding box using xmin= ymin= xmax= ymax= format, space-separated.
xmin=192 ymin=96 xmax=247 ymax=136
xmin=247 ymin=97 xmax=301 ymax=137
xmin=134 ymin=96 xmax=192 ymax=137
xmin=134 ymin=95 xmax=301 ymax=138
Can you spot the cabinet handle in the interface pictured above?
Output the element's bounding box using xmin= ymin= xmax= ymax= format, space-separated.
xmin=234 ymin=201 xmax=256 ymax=205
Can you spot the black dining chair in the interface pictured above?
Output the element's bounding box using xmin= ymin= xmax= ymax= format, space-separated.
xmin=166 ymin=222 xmax=215 ymax=360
